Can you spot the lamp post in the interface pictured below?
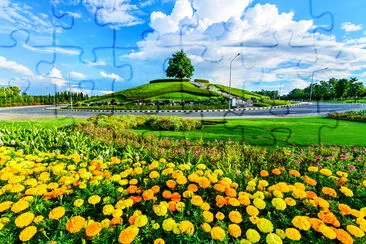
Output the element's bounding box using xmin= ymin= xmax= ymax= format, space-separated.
xmin=228 ymin=53 xmax=240 ymax=110
xmin=310 ymin=67 xmax=328 ymax=102
xmin=68 ymin=73 xmax=73 ymax=109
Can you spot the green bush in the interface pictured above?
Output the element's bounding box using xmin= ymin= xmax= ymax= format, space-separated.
xmin=194 ymin=79 xmax=210 ymax=84
xmin=149 ymin=78 xmax=190 ymax=84
xmin=327 ymin=110 xmax=366 ymax=122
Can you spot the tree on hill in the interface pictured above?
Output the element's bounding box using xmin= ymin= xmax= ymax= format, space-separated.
xmin=166 ymin=50 xmax=194 ymax=79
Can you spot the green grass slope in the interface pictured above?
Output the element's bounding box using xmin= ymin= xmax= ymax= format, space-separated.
xmin=209 ymin=84 xmax=270 ymax=100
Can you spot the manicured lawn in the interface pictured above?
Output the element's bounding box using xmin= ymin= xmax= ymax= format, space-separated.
xmin=0 ymin=117 xmax=85 ymax=128
xmin=1 ymin=116 xmax=365 ymax=147
xmin=134 ymin=116 xmax=366 ymax=147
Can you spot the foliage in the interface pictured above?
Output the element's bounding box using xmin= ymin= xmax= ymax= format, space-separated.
xmin=194 ymin=79 xmax=210 ymax=84
xmin=328 ymin=110 xmax=366 ymax=122
xmin=166 ymin=50 xmax=194 ymax=79
xmin=0 ymin=146 xmax=365 ymax=243
xmin=284 ymin=77 xmax=366 ymax=101
xmin=149 ymin=79 xmax=190 ymax=84
xmin=253 ymin=90 xmax=279 ymax=100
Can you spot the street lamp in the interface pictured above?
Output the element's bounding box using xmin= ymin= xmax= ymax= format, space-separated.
xmin=310 ymin=67 xmax=328 ymax=102
xmin=68 ymin=73 xmax=73 ymax=109
xmin=228 ymin=53 xmax=240 ymax=110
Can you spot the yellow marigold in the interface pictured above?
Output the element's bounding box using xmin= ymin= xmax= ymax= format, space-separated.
xmin=191 ymin=195 xmax=203 ymax=206
xmin=318 ymin=224 xmax=337 ymax=240
xmin=200 ymin=202 xmax=210 ymax=211
xmin=19 ymin=226 xmax=37 ymax=242
xmin=215 ymin=211 xmax=225 ymax=220
xmin=66 ymin=216 xmax=86 ymax=233
xmin=246 ymin=229 xmax=260 ymax=243
xmin=292 ymin=189 xmax=307 ymax=199
xmin=49 ymin=206 xmax=65 ymax=220
xmin=154 ymin=204 xmax=168 ymax=216
xmin=289 ymin=170 xmax=301 ymax=177
xmin=266 ymin=233 xmax=283 ymax=244
xmin=322 ymin=187 xmax=337 ymax=198
xmin=346 ymin=225 xmax=364 ymax=238
xmin=135 ymin=215 xmax=148 ymax=227
xmin=228 ymin=198 xmax=240 ymax=207
xmin=15 ymin=212 xmax=35 ymax=228
xmin=119 ymin=226 xmax=139 ymax=244
xmin=149 ymin=171 xmax=160 ymax=179
xmin=74 ymin=199 xmax=84 ymax=207
xmin=257 ymin=218 xmax=274 ymax=233
xmin=340 ymin=186 xmax=354 ymax=197
xmin=0 ymin=201 xmax=13 ymax=213
xmin=154 ymin=238 xmax=165 ymax=244
xmin=202 ymin=211 xmax=214 ymax=223
xmin=319 ymin=168 xmax=332 ymax=176
xmin=272 ymin=198 xmax=286 ymax=211
xmin=33 ymin=216 xmax=44 ymax=223
xmin=176 ymin=175 xmax=187 ymax=185
xmin=201 ymin=223 xmax=211 ymax=232
xmin=211 ymin=226 xmax=226 ymax=241
xmin=229 ymin=210 xmax=243 ymax=224
xmin=258 ymin=180 xmax=269 ymax=187
xmin=338 ymin=204 xmax=352 ymax=215
xmin=88 ymin=195 xmax=101 ymax=205
xmin=308 ymin=166 xmax=318 ymax=172
xmin=101 ymin=219 xmax=111 ymax=229
xmin=228 ymin=224 xmax=241 ymax=238
xmin=275 ymin=229 xmax=286 ymax=239
xmin=253 ymin=198 xmax=266 ymax=210
xmin=102 ymin=204 xmax=114 ymax=215
xmin=246 ymin=205 xmax=259 ymax=216
xmin=335 ymin=228 xmax=354 ymax=244
xmin=176 ymin=202 xmax=185 ymax=212
xmin=179 ymin=220 xmax=194 ymax=235
xmin=285 ymin=228 xmax=301 ymax=241
xmin=162 ymin=218 xmax=176 ymax=232
xmin=292 ymin=216 xmax=311 ymax=231
xmin=11 ymin=200 xmax=29 ymax=213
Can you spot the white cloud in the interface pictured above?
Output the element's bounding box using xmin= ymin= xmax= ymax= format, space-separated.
xmin=69 ymin=71 xmax=86 ymax=80
xmin=23 ymin=44 xmax=80 ymax=55
xmin=341 ymin=22 xmax=362 ymax=32
xmin=83 ymin=0 xmax=144 ymax=27
xmin=49 ymin=67 xmax=66 ymax=87
xmin=100 ymin=71 xmax=123 ymax=81
xmin=129 ymin=1 xmax=366 ymax=94
xmin=0 ymin=56 xmax=33 ymax=76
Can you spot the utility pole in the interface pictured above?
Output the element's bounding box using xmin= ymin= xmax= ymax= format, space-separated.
xmin=228 ymin=53 xmax=240 ymax=110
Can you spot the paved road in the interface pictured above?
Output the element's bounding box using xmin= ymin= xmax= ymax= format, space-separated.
xmin=0 ymin=102 xmax=365 ymax=120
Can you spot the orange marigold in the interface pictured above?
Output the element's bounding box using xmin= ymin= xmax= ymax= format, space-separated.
xmin=322 ymin=187 xmax=337 ymax=198
xmin=335 ymin=228 xmax=354 ymax=244
xmin=272 ymin=168 xmax=281 ymax=175
xmin=119 ymin=226 xmax=139 ymax=244
xmin=318 ymin=210 xmax=340 ymax=227
xmin=338 ymin=204 xmax=352 ymax=215
xmin=66 ymin=216 xmax=86 ymax=233
xmin=142 ymin=189 xmax=154 ymax=201
xmin=86 ymin=222 xmax=102 ymax=238
xmin=260 ymin=170 xmax=269 ymax=177
xmin=289 ymin=170 xmax=301 ymax=177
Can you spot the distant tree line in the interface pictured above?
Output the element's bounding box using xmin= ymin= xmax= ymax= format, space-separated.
xmin=283 ymin=77 xmax=365 ymax=101
xmin=0 ymin=86 xmax=91 ymax=107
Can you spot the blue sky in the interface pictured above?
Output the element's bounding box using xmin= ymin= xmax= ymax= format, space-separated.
xmin=0 ymin=0 xmax=366 ymax=95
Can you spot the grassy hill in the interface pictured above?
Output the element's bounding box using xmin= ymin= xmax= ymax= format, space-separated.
xmin=81 ymin=80 xmax=266 ymax=105
xmin=209 ymin=84 xmax=270 ymax=100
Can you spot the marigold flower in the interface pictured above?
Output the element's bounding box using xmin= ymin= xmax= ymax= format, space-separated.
xmin=340 ymin=186 xmax=354 ymax=197
xmin=176 ymin=202 xmax=185 ymax=212
xmin=15 ymin=212 xmax=35 ymax=228
xmin=102 ymin=204 xmax=114 ymax=215
xmin=292 ymin=216 xmax=311 ymax=231
xmin=272 ymin=168 xmax=281 ymax=175
xmin=289 ymin=170 xmax=301 ymax=177
xmin=257 ymin=218 xmax=274 ymax=233
xmin=73 ymin=199 xmax=84 ymax=207
xmin=149 ymin=171 xmax=160 ymax=179
xmin=202 ymin=211 xmax=214 ymax=223
xmin=346 ymin=225 xmax=364 ymax=238
xmin=11 ymin=200 xmax=29 ymax=213
xmin=201 ymin=223 xmax=211 ymax=232
xmin=187 ymin=184 xmax=198 ymax=192
xmin=229 ymin=210 xmax=243 ymax=224
xmin=179 ymin=220 xmax=194 ymax=235
xmin=228 ymin=224 xmax=241 ymax=238
xmin=49 ymin=206 xmax=65 ymax=220
xmin=285 ymin=228 xmax=301 ymax=241
xmin=319 ymin=168 xmax=332 ymax=176
xmin=142 ymin=189 xmax=154 ymax=201
xmin=119 ymin=226 xmax=139 ymax=244
xmin=191 ymin=195 xmax=203 ymax=206
xmin=246 ymin=205 xmax=259 ymax=216
xmin=272 ymin=198 xmax=286 ymax=211
xmin=318 ymin=210 xmax=340 ymax=227
xmin=308 ymin=166 xmax=318 ymax=172
xmin=318 ymin=224 xmax=337 ymax=240
xmin=88 ymin=195 xmax=101 ymax=205
xmin=101 ymin=219 xmax=111 ymax=229
xmin=260 ymin=170 xmax=269 ymax=177
xmin=0 ymin=201 xmax=13 ymax=213
xmin=211 ymin=226 xmax=226 ymax=241
xmin=176 ymin=175 xmax=187 ymax=185
xmin=215 ymin=211 xmax=225 ymax=220
xmin=33 ymin=215 xmax=44 ymax=223
xmin=322 ymin=187 xmax=337 ymax=198
xmin=338 ymin=204 xmax=352 ymax=215
xmin=266 ymin=233 xmax=282 ymax=244
xmin=162 ymin=190 xmax=172 ymax=199
xmin=253 ymin=198 xmax=266 ymax=210
xmin=154 ymin=238 xmax=165 ymax=244
xmin=335 ymin=228 xmax=353 ymax=244
xmin=309 ymin=218 xmax=324 ymax=232
xmin=162 ymin=218 xmax=176 ymax=231
xmin=166 ymin=180 xmax=176 ymax=189
xmin=304 ymin=176 xmax=317 ymax=186
xmin=85 ymin=222 xmax=102 ymax=238
xmin=135 ymin=215 xmax=148 ymax=227
xmin=246 ymin=229 xmax=260 ymax=243
xmin=284 ymin=197 xmax=296 ymax=206
xmin=66 ymin=216 xmax=86 ymax=233
xmin=19 ymin=226 xmax=37 ymax=242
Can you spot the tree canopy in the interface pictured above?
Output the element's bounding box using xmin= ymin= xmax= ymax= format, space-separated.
xmin=166 ymin=50 xmax=194 ymax=79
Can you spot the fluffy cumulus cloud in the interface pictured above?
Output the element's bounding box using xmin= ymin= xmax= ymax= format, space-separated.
xmin=69 ymin=71 xmax=86 ymax=80
xmin=129 ymin=1 xmax=366 ymax=91
xmin=0 ymin=56 xmax=33 ymax=76
xmin=49 ymin=67 xmax=66 ymax=87
xmin=100 ymin=71 xmax=123 ymax=81
xmin=83 ymin=0 xmax=144 ymax=27
xmin=341 ymin=22 xmax=362 ymax=32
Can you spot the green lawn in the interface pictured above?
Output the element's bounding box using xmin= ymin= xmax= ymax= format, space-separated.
xmin=134 ymin=117 xmax=366 ymax=147
xmin=1 ymin=116 xmax=365 ymax=147
xmin=0 ymin=117 xmax=85 ymax=129
xmin=209 ymin=84 xmax=269 ymax=100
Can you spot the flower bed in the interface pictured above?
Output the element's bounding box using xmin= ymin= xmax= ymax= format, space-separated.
xmin=0 ymin=147 xmax=365 ymax=243
xmin=328 ymin=111 xmax=366 ymax=122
